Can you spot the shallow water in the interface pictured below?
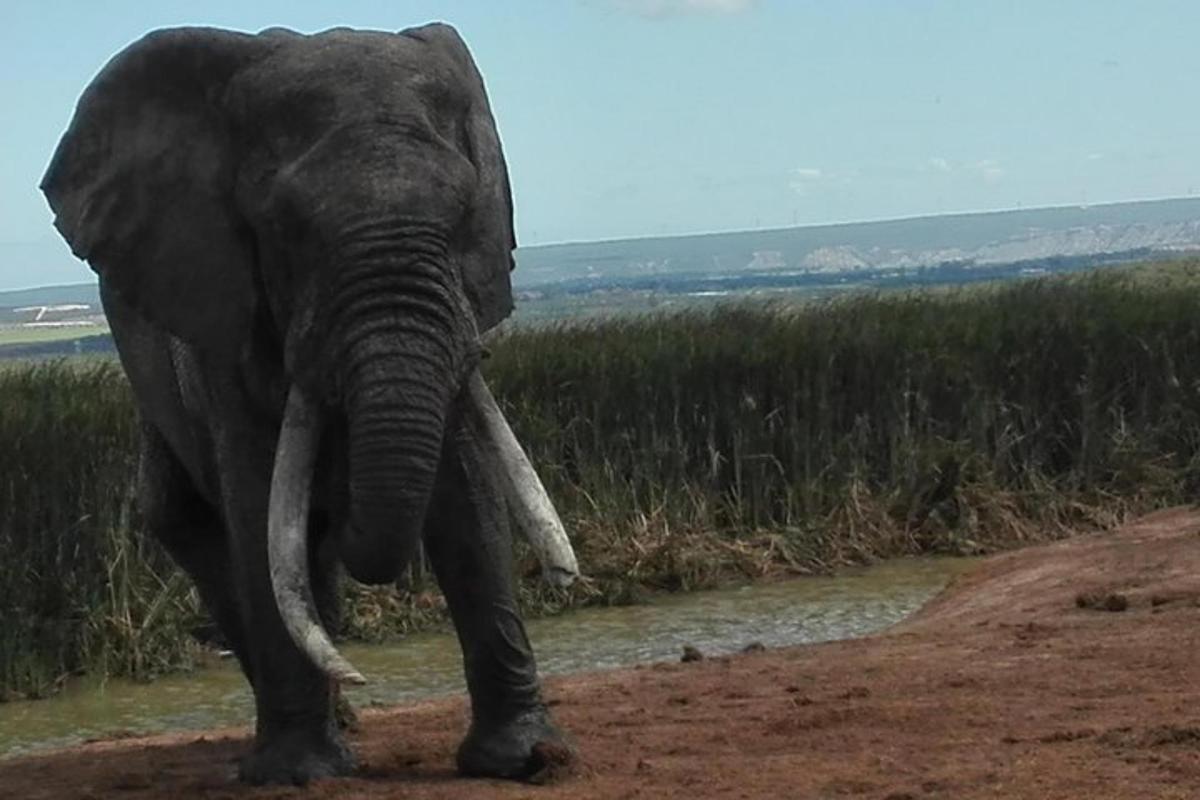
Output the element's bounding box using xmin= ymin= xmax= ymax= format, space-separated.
xmin=0 ymin=557 xmax=970 ymax=758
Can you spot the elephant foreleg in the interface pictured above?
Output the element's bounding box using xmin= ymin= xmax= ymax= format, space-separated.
xmin=423 ymin=399 xmax=573 ymax=780
xmin=212 ymin=422 xmax=352 ymax=785
xmin=138 ymin=423 xmax=251 ymax=676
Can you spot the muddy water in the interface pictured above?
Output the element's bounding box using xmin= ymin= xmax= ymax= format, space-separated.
xmin=0 ymin=557 xmax=970 ymax=758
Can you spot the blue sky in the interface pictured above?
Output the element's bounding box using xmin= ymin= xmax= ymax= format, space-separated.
xmin=2 ymin=0 xmax=1198 ymax=289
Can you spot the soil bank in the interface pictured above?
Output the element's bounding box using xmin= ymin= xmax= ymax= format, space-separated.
xmin=3 ymin=507 xmax=1199 ymax=799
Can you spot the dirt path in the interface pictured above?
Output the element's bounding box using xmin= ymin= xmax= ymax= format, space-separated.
xmin=4 ymin=508 xmax=1200 ymax=799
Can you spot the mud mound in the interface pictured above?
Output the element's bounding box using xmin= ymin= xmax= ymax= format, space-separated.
xmin=3 ymin=509 xmax=1199 ymax=799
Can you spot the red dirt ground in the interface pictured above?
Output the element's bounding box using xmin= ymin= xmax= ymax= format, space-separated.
xmin=3 ymin=508 xmax=1200 ymax=799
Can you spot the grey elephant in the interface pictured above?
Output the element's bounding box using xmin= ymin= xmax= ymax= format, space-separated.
xmin=41 ymin=23 xmax=578 ymax=786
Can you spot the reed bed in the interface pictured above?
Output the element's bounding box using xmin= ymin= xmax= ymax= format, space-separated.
xmin=5 ymin=260 xmax=1200 ymax=698
xmin=0 ymin=362 xmax=199 ymax=698
xmin=491 ymin=263 xmax=1200 ymax=610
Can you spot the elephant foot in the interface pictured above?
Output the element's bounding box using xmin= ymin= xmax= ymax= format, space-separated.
xmin=457 ymin=705 xmax=575 ymax=783
xmin=238 ymin=725 xmax=354 ymax=786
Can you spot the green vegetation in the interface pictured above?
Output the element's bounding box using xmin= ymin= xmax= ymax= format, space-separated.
xmin=0 ymin=362 xmax=198 ymax=699
xmin=494 ymin=260 xmax=1200 ymax=606
xmin=0 ymin=324 xmax=108 ymax=347
xmin=5 ymin=260 xmax=1200 ymax=699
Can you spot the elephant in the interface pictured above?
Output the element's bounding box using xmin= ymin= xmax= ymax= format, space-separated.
xmin=40 ymin=23 xmax=578 ymax=786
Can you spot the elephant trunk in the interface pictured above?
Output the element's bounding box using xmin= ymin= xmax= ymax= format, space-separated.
xmin=331 ymin=225 xmax=473 ymax=585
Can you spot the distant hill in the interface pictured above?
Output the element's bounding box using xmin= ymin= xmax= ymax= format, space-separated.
xmin=0 ymin=282 xmax=100 ymax=309
xmin=6 ymin=196 xmax=1200 ymax=310
xmin=512 ymin=196 xmax=1200 ymax=287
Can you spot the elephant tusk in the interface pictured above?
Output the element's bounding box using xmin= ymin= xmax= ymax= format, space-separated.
xmin=268 ymin=385 xmax=367 ymax=685
xmin=466 ymin=370 xmax=580 ymax=587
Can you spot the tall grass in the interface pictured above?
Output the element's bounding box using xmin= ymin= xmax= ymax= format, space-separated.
xmin=491 ymin=262 xmax=1200 ymax=593
xmin=0 ymin=362 xmax=199 ymax=699
xmin=4 ymin=261 xmax=1200 ymax=697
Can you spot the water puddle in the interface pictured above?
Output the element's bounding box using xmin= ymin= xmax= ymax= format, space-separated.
xmin=0 ymin=557 xmax=971 ymax=758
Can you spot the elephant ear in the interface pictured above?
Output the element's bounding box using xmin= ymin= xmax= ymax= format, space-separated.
xmin=41 ymin=28 xmax=267 ymax=359
xmin=460 ymin=84 xmax=518 ymax=334
xmin=402 ymin=23 xmax=516 ymax=334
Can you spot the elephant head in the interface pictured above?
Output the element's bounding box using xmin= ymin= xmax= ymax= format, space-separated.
xmin=41 ymin=25 xmax=576 ymax=685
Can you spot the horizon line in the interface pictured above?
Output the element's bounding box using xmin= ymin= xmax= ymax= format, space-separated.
xmin=4 ymin=192 xmax=1198 ymax=294
xmin=520 ymin=193 xmax=1200 ymax=250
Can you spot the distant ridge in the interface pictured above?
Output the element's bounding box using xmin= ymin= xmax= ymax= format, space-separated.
xmin=512 ymin=196 xmax=1200 ymax=287
xmin=6 ymin=196 xmax=1200 ymax=303
xmin=527 ymin=196 xmax=1200 ymax=250
xmin=0 ymin=282 xmax=100 ymax=309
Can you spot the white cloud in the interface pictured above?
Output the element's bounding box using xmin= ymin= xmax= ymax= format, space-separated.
xmin=609 ymin=0 xmax=758 ymax=19
xmin=974 ymin=159 xmax=1004 ymax=183
xmin=788 ymin=167 xmax=824 ymax=195
xmin=928 ymin=157 xmax=951 ymax=173
xmin=1086 ymin=152 xmax=1104 ymax=161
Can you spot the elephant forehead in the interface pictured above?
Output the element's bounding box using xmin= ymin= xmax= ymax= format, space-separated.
xmin=229 ymin=28 xmax=471 ymax=143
